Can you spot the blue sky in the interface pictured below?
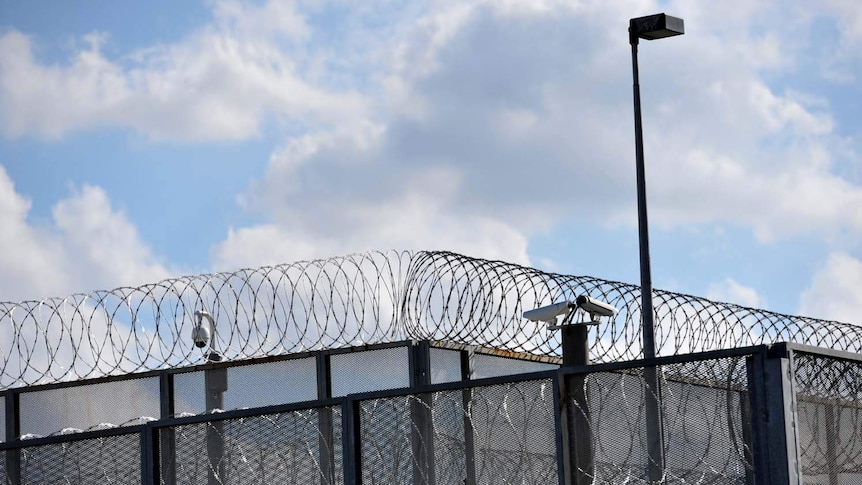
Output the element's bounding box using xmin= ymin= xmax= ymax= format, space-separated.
xmin=0 ymin=0 xmax=860 ymax=323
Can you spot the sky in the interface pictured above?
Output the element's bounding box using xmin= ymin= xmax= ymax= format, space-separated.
xmin=0 ymin=0 xmax=860 ymax=324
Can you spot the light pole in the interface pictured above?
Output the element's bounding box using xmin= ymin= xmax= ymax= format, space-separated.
xmin=629 ymin=12 xmax=684 ymax=484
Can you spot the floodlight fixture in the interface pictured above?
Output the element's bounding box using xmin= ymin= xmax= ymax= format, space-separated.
xmin=630 ymin=13 xmax=684 ymax=44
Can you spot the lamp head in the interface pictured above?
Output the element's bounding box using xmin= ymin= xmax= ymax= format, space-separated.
xmin=630 ymin=13 xmax=684 ymax=44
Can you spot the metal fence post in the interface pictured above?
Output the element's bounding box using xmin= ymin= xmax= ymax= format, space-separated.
xmin=317 ymin=353 xmax=336 ymax=485
xmin=409 ymin=341 xmax=435 ymax=485
xmin=460 ymin=350 xmax=477 ymax=485
xmin=560 ymin=324 xmax=594 ymax=485
xmin=142 ymin=424 xmax=158 ymax=485
xmin=4 ymin=392 xmax=20 ymax=485
xmin=205 ymin=368 xmax=228 ymax=485
xmin=343 ymin=397 xmax=361 ymax=485
xmin=747 ymin=344 xmax=802 ymax=485
xmin=159 ymin=372 xmax=176 ymax=485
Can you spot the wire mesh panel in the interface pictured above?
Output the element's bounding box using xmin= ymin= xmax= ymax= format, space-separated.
xmin=330 ymin=347 xmax=409 ymax=397
xmin=359 ymin=378 xmax=558 ymax=485
xmin=794 ymin=352 xmax=862 ymax=484
xmin=161 ymin=405 xmax=342 ymax=485
xmin=429 ymin=348 xmax=462 ymax=384
xmin=471 ymin=353 xmax=558 ymax=379
xmin=174 ymin=358 xmax=317 ymax=416
xmin=662 ymin=358 xmax=750 ymax=484
xmin=359 ymin=396 xmax=423 ymax=484
xmin=470 ymin=378 xmax=558 ymax=484
xmin=569 ymin=359 xmax=750 ymax=484
xmin=576 ymin=370 xmax=650 ymax=483
xmin=19 ymin=431 xmax=141 ymax=484
xmin=20 ymin=376 xmax=160 ymax=437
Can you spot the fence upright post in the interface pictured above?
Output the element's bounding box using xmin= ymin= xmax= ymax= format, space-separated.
xmin=746 ymin=344 xmax=802 ymax=485
xmin=460 ymin=350 xmax=477 ymax=485
xmin=158 ymin=372 xmax=176 ymax=485
xmin=317 ymin=353 xmax=336 ymax=485
xmin=559 ymin=324 xmax=594 ymax=485
xmin=409 ymin=341 xmax=435 ymax=485
xmin=142 ymin=424 xmax=159 ymax=485
xmin=342 ymin=397 xmax=361 ymax=485
xmin=5 ymin=392 xmax=20 ymax=485
xmin=205 ymin=368 xmax=228 ymax=485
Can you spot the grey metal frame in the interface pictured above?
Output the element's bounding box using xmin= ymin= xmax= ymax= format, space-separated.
xmin=1 ymin=341 xmax=860 ymax=484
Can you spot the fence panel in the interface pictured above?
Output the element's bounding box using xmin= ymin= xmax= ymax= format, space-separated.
xmin=567 ymin=356 xmax=750 ymax=484
xmin=359 ymin=377 xmax=558 ymax=485
xmin=159 ymin=405 xmax=342 ymax=485
xmin=14 ymin=431 xmax=141 ymax=484
xmin=794 ymin=352 xmax=862 ymax=485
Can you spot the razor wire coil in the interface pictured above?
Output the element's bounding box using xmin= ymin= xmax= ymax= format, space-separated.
xmin=0 ymin=250 xmax=858 ymax=389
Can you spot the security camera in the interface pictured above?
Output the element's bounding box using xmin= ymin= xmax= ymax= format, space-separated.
xmin=575 ymin=295 xmax=617 ymax=318
xmin=191 ymin=324 xmax=210 ymax=348
xmin=192 ymin=310 xmax=216 ymax=351
xmin=523 ymin=301 xmax=574 ymax=323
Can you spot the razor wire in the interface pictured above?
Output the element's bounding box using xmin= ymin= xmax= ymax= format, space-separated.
xmin=0 ymin=250 xmax=860 ymax=389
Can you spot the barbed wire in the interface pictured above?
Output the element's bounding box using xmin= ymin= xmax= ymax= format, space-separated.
xmin=0 ymin=250 xmax=858 ymax=389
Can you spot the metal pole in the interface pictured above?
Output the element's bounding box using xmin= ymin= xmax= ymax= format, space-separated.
xmin=159 ymin=372 xmax=177 ymax=485
xmin=409 ymin=342 xmax=435 ymax=485
xmin=317 ymin=354 xmax=336 ymax=485
xmin=461 ymin=350 xmax=477 ymax=485
xmin=562 ymin=325 xmax=594 ymax=485
xmin=631 ymin=32 xmax=665 ymax=483
xmin=5 ymin=392 xmax=20 ymax=485
xmin=205 ymin=368 xmax=228 ymax=485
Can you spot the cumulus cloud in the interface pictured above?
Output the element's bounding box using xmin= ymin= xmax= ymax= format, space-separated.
xmin=214 ymin=0 xmax=862 ymax=274
xmin=0 ymin=166 xmax=69 ymax=299
xmin=52 ymin=185 xmax=172 ymax=290
xmin=0 ymin=166 xmax=170 ymax=300
xmin=2 ymin=0 xmax=861 ymax=320
xmin=800 ymin=252 xmax=862 ymax=324
xmin=707 ymin=278 xmax=764 ymax=309
xmin=0 ymin=1 xmax=365 ymax=141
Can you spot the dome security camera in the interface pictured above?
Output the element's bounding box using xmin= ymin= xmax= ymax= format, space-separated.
xmin=191 ymin=324 xmax=210 ymax=348
xmin=191 ymin=310 xmax=218 ymax=357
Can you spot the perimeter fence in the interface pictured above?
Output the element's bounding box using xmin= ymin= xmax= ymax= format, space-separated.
xmin=0 ymin=340 xmax=857 ymax=484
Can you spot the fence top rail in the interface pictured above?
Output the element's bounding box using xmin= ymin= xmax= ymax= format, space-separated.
xmin=0 ymin=250 xmax=856 ymax=390
xmin=0 ymin=423 xmax=145 ymax=451
xmin=557 ymin=344 xmax=765 ymax=377
xmin=786 ymin=342 xmax=862 ymax=364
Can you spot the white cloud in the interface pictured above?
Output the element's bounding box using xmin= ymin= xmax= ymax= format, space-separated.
xmin=0 ymin=1 xmax=366 ymax=141
xmin=0 ymin=166 xmax=170 ymax=300
xmin=52 ymin=185 xmax=172 ymax=289
xmin=1 ymin=0 xmax=860 ymax=323
xmin=707 ymin=278 xmax=764 ymax=309
xmin=212 ymin=192 xmax=531 ymax=271
xmin=210 ymin=0 xmax=862 ymax=274
xmin=800 ymin=252 xmax=862 ymax=324
xmin=0 ymin=166 xmax=69 ymax=299
xmin=0 ymin=167 xmax=172 ymax=387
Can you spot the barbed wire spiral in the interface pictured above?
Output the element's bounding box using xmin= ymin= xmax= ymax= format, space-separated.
xmin=0 ymin=250 xmax=858 ymax=389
